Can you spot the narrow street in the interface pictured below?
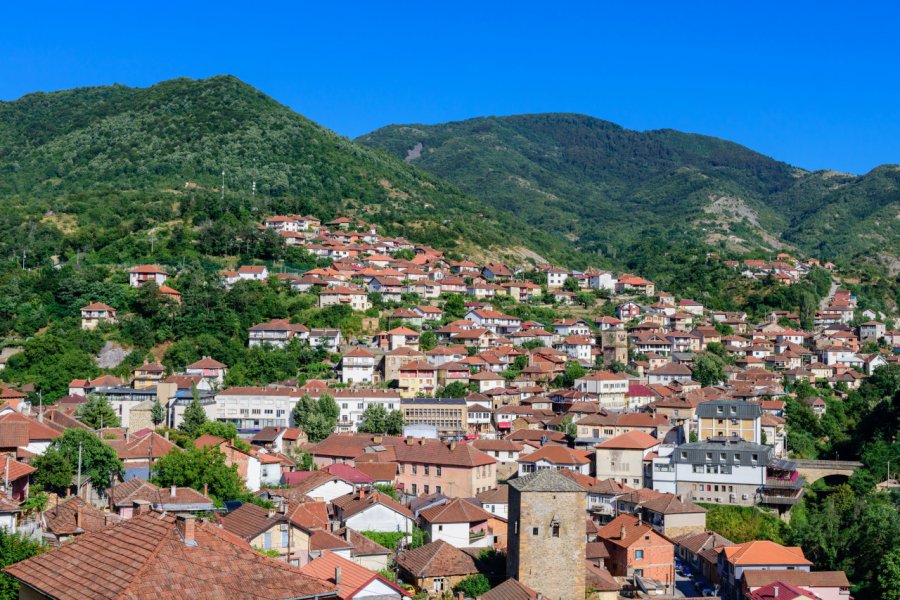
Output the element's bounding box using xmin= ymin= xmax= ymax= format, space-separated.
xmin=819 ymin=278 xmax=840 ymax=310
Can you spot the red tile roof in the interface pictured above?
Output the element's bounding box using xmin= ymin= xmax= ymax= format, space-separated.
xmin=595 ymin=430 xmax=660 ymax=450
xmin=5 ymin=511 xmax=335 ymax=599
xmin=300 ymin=551 xmax=406 ymax=600
xmin=722 ymin=540 xmax=812 ymax=566
xmin=396 ymin=539 xmax=478 ymax=578
xmin=419 ymin=497 xmax=493 ymax=524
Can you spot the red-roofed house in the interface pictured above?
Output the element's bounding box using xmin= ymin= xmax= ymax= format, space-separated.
xmin=300 ymin=551 xmax=409 ymax=599
xmin=80 ymin=302 xmax=117 ymax=330
xmin=598 ymin=514 xmax=674 ymax=587
xmin=595 ymin=431 xmax=660 ymax=487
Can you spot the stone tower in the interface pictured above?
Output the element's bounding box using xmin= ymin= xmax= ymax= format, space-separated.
xmin=602 ymin=325 xmax=628 ymax=366
xmin=507 ymin=470 xmax=586 ymax=599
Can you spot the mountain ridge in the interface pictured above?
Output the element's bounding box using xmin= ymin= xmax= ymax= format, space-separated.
xmin=0 ymin=76 xmax=582 ymax=267
xmin=357 ymin=113 xmax=900 ymax=269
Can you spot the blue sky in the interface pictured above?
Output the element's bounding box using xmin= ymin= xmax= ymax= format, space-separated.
xmin=2 ymin=1 xmax=898 ymax=173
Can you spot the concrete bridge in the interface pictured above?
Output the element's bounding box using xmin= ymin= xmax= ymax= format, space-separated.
xmin=794 ymin=459 xmax=863 ymax=483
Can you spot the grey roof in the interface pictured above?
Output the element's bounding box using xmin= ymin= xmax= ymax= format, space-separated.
xmin=672 ymin=440 xmax=773 ymax=467
xmin=402 ymin=397 xmax=467 ymax=406
xmin=507 ymin=470 xmax=586 ymax=493
xmin=696 ymin=400 xmax=762 ymax=419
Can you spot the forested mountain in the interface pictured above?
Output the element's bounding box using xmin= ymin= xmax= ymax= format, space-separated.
xmin=358 ymin=114 xmax=900 ymax=268
xmin=0 ymin=76 xmax=578 ymax=267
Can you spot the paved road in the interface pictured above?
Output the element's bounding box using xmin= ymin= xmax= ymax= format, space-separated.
xmin=674 ymin=572 xmax=701 ymax=597
xmin=819 ymin=278 xmax=839 ymax=310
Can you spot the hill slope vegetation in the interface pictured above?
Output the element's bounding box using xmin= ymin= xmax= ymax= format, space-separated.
xmin=358 ymin=113 xmax=900 ymax=267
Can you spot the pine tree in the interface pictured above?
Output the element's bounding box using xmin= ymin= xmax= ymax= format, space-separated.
xmin=76 ymin=394 xmax=120 ymax=429
xmin=179 ymin=387 xmax=207 ymax=436
xmin=150 ymin=398 xmax=165 ymax=428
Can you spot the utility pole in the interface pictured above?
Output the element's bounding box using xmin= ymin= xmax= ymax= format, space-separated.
xmin=221 ymin=170 xmax=226 ymax=201
xmin=76 ymin=443 xmax=83 ymax=499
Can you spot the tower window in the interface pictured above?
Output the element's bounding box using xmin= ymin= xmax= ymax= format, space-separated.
xmin=551 ymin=523 xmax=560 ymax=538
xmin=532 ymin=527 xmax=539 ymax=536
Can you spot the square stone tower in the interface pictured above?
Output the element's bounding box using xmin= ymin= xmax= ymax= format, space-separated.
xmin=507 ymin=470 xmax=586 ymax=599
xmin=602 ymin=326 xmax=628 ymax=366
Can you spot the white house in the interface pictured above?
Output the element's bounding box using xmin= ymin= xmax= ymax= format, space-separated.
xmin=128 ymin=265 xmax=168 ymax=288
xmin=341 ymin=348 xmax=377 ymax=385
xmin=418 ymin=498 xmax=495 ymax=548
xmin=332 ymin=489 xmax=415 ymax=534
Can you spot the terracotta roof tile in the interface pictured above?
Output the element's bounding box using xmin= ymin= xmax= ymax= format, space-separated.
xmin=5 ymin=511 xmax=335 ymax=599
xmin=397 ymin=539 xmax=478 ymax=578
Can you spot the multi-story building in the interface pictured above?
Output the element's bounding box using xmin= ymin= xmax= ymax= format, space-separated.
xmin=574 ymin=371 xmax=629 ymax=409
xmin=595 ymin=430 xmax=660 ymax=488
xmin=341 ymin=348 xmax=376 ymax=385
xmin=128 ymin=265 xmax=168 ymax=288
xmin=214 ymin=386 xmax=301 ymax=431
xmin=247 ymin=319 xmax=308 ymax=348
xmin=652 ymin=440 xmax=772 ymax=506
xmin=695 ymin=400 xmax=762 ymax=443
xmin=184 ymin=356 xmax=228 ymax=387
xmin=401 ymin=397 xmax=467 ymax=437
xmin=717 ymin=540 xmax=812 ymax=600
xmin=597 ymin=514 xmax=675 ymax=590
xmin=397 ymin=361 xmax=438 ymax=397
xmin=332 ymin=389 xmax=401 ymax=432
xmin=318 ymin=286 xmax=371 ymax=311
xmin=80 ymin=302 xmax=117 ymax=330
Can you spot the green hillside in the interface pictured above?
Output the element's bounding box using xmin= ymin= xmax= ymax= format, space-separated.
xmin=0 ymin=76 xmax=576 ymax=267
xmin=358 ymin=113 xmax=900 ymax=266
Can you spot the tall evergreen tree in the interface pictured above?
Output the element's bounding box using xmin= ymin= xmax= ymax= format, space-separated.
xmin=75 ymin=394 xmax=120 ymax=429
xmin=150 ymin=398 xmax=165 ymax=427
xmin=179 ymin=387 xmax=207 ymax=436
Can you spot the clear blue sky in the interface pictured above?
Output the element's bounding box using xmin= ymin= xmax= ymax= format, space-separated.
xmin=2 ymin=1 xmax=898 ymax=173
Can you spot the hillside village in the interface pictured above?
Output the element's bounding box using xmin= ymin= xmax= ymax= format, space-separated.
xmin=0 ymin=212 xmax=895 ymax=600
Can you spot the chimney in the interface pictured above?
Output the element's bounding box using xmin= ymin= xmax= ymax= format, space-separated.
xmin=334 ymin=566 xmax=342 ymax=585
xmin=418 ymin=438 xmax=425 ymax=446
xmin=620 ymin=525 xmax=626 ymax=540
xmin=449 ymin=440 xmax=457 ymax=450
xmin=773 ymin=585 xmax=779 ymax=598
xmin=268 ymin=507 xmax=276 ymax=518
xmin=176 ymin=514 xmax=196 ymax=546
xmin=125 ymin=428 xmax=130 ymax=443
xmin=637 ymin=513 xmax=642 ymax=526
xmin=358 ymin=488 xmax=366 ymax=500
xmin=75 ymin=507 xmax=83 ymax=530
xmin=133 ymin=500 xmax=151 ymax=515
xmin=170 ymin=485 xmax=177 ymax=498
xmin=203 ymin=483 xmax=208 ymax=497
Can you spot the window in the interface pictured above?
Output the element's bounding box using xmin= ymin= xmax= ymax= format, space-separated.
xmin=411 ymin=484 xmax=417 ymax=495
xmin=342 ymin=403 xmax=348 ymax=409
xmin=438 ymin=525 xmax=443 ymax=531
xmin=436 ymin=486 xmax=442 ymax=494
xmin=424 ymin=485 xmax=429 ymax=494
xmin=424 ymin=466 xmax=430 ymax=476
xmin=551 ymin=522 xmax=560 ymax=538
xmin=436 ymin=466 xmax=442 ymax=476
xmin=635 ymin=550 xmax=644 ymax=559
xmin=634 ymin=569 xmax=643 ymax=577
xmin=433 ymin=577 xmax=446 ymax=592
xmin=532 ymin=527 xmax=540 ymax=536
xmin=263 ymin=532 xmax=272 ymax=549
xmin=412 ymin=465 xmax=418 ymax=475
xmin=282 ymin=530 xmax=289 ymax=547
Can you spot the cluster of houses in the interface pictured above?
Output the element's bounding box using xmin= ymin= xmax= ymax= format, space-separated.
xmin=2 ymin=214 xmax=891 ymax=598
